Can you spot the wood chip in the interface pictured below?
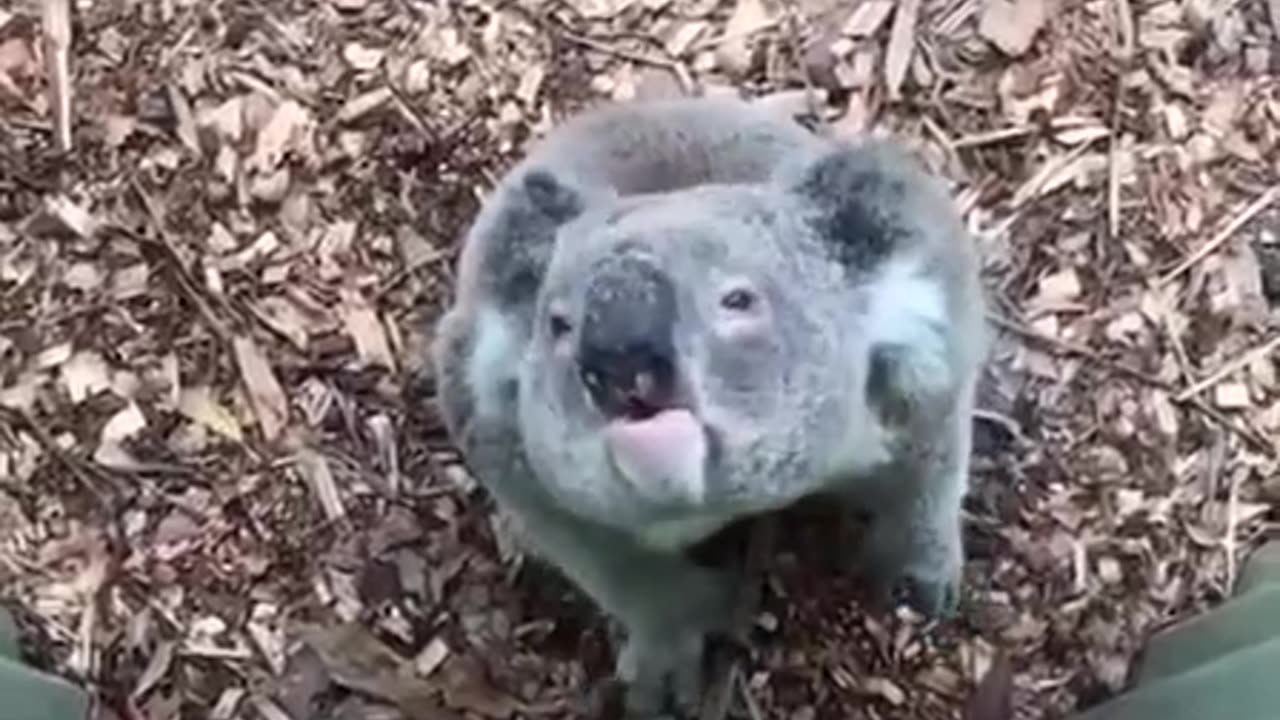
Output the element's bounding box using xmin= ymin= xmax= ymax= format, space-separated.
xmin=40 ymin=194 xmax=100 ymax=239
xmin=884 ymin=0 xmax=922 ymax=99
xmin=178 ymin=386 xmax=244 ymax=443
xmin=60 ymin=350 xmax=111 ymax=404
xmin=167 ymin=83 xmax=202 ymax=155
xmin=716 ymin=0 xmax=776 ymax=73
xmin=41 ymin=0 xmax=73 ymax=151
xmin=979 ymin=0 xmax=1048 ymax=57
xmin=232 ymin=335 xmax=289 ymax=442
xmin=413 ymin=637 xmax=450 ymax=678
xmin=248 ymin=99 xmax=312 ymax=174
xmin=296 ymin=447 xmax=346 ymax=522
xmin=844 ymin=0 xmax=896 ymax=36
xmin=337 ymin=86 xmax=393 ymax=124
xmin=340 ymin=287 xmax=396 ymax=371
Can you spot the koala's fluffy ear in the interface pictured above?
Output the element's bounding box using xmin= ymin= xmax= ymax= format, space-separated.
xmin=462 ymin=165 xmax=613 ymax=315
xmin=779 ymin=140 xmax=968 ymax=424
xmin=521 ymin=168 xmax=591 ymax=224
xmin=778 ymin=140 xmax=932 ymax=275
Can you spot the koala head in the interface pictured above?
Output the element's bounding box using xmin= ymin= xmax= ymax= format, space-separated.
xmin=507 ymin=144 xmax=932 ymax=551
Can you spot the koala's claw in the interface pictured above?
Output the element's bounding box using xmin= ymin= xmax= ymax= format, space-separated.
xmin=855 ymin=533 xmax=963 ymax=622
xmin=861 ymin=566 xmax=961 ymax=621
xmin=900 ymin=571 xmax=962 ymax=620
xmin=618 ymin=638 xmax=705 ymax=720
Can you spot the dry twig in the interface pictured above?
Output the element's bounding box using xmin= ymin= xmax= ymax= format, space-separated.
xmin=1159 ymin=185 xmax=1280 ymax=286
xmin=988 ymin=313 xmax=1276 ymax=455
xmin=123 ymin=180 xmax=237 ymax=344
xmin=41 ymin=0 xmax=73 ymax=152
xmin=1175 ymin=334 xmax=1280 ymax=402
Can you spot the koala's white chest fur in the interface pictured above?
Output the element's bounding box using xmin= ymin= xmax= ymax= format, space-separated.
xmin=822 ymin=255 xmax=954 ymax=482
xmin=863 ymin=256 xmax=953 ymax=387
xmin=634 ymin=494 xmax=791 ymax=552
xmin=467 ymin=305 xmax=521 ymax=423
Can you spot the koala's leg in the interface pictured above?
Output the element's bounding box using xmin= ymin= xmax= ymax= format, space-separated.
xmin=525 ymin=515 xmax=744 ymax=718
xmin=844 ymin=397 xmax=973 ymax=620
xmin=458 ymin=419 xmax=743 ymax=716
xmin=476 ymin=447 xmax=741 ymax=716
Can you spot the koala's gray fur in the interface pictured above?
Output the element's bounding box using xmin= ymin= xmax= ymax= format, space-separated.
xmin=431 ymin=96 xmax=987 ymax=718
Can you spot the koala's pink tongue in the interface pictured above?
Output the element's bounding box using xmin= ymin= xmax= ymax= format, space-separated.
xmin=605 ymin=409 xmax=707 ymax=504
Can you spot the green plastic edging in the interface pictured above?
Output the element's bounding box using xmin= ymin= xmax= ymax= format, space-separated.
xmin=1235 ymin=542 xmax=1280 ymax=597
xmin=0 ymin=608 xmax=20 ymax=662
xmin=1135 ymin=585 xmax=1280 ymax=684
xmin=0 ymin=655 xmax=90 ymax=720
xmin=1068 ymin=633 xmax=1280 ymax=720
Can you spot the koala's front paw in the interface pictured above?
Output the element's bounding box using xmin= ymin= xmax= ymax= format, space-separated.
xmin=897 ymin=555 xmax=962 ymax=620
xmin=617 ymin=632 xmax=705 ymax=719
xmin=858 ymin=520 xmax=964 ymax=621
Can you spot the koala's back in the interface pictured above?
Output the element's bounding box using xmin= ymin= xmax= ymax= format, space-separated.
xmin=521 ymin=96 xmax=827 ymax=196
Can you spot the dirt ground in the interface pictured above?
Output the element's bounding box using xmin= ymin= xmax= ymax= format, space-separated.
xmin=1 ymin=0 xmax=1278 ymax=719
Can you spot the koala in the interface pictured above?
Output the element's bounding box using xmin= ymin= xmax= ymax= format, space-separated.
xmin=430 ymin=96 xmax=987 ymax=718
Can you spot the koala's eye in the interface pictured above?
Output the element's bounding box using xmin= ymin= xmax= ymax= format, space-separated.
xmin=548 ymin=313 xmax=572 ymax=339
xmin=720 ymin=288 xmax=757 ymax=312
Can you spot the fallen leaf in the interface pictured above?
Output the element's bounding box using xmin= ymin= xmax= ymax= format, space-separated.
xmin=336 ymin=86 xmax=393 ymax=124
xmin=252 ymin=296 xmax=312 ymax=352
xmin=439 ymin=655 xmax=521 ymax=719
xmin=396 ymin=227 xmax=444 ymax=270
xmin=0 ymin=37 xmax=38 ymax=78
xmin=232 ymin=335 xmax=289 ymax=442
xmin=198 ymin=96 xmax=245 ymax=143
xmin=102 ymin=114 xmax=137 ymax=146
xmin=342 ymin=42 xmax=385 ymax=71
xmin=667 ymin=21 xmax=709 ymax=57
xmin=37 ymin=341 xmax=74 ymax=369
xmin=716 ymin=0 xmax=776 ymax=73
xmin=0 ymin=372 xmax=42 ymax=411
xmin=41 ymin=194 xmax=100 ymax=240
xmin=131 ymin=640 xmax=176 ymax=701
xmin=1036 ymin=267 xmax=1082 ymax=303
xmin=844 ymin=0 xmax=896 ymax=36
xmin=1214 ymin=381 xmax=1250 ymax=409
xmin=60 ymin=350 xmax=112 ymax=404
xmin=863 ymin=676 xmax=906 ymax=706
xmin=112 ymin=263 xmax=151 ymax=300
xmin=247 ymin=604 xmax=286 ymax=676
xmin=295 ymin=447 xmax=346 ymax=522
xmin=101 ymin=402 xmax=147 ymax=442
xmin=167 ymin=83 xmax=201 ymax=154
xmin=94 ymin=401 xmax=148 ymax=469
xmin=210 ymin=688 xmax=247 ymax=720
xmin=413 ymin=637 xmax=450 ymax=678
xmin=340 ymin=287 xmax=396 ymax=371
xmin=178 ymin=386 xmax=244 ymax=443
xmin=205 ymin=221 xmax=238 ymax=254
xmin=515 ymin=65 xmax=544 ymax=106
xmin=248 ymin=99 xmax=312 ymax=174
xmin=62 ymin=262 xmax=102 ymax=291
xmin=301 ymin=622 xmax=463 ymax=720
xmin=979 ymin=0 xmax=1048 ymax=57
xmin=963 ymin=650 xmax=1014 ymax=720
xmin=250 ymin=166 xmax=291 ymax=203
xmin=884 ymin=0 xmax=922 ymax=99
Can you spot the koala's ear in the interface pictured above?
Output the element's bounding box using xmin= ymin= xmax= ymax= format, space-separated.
xmin=520 ymin=167 xmax=595 ymax=224
xmin=780 ymin=141 xmax=921 ymax=273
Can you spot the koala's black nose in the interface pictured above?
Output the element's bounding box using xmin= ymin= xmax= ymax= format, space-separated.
xmin=577 ymin=254 xmax=679 ymax=419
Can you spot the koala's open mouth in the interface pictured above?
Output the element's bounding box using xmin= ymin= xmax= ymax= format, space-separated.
xmin=604 ymin=406 xmax=710 ymax=504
